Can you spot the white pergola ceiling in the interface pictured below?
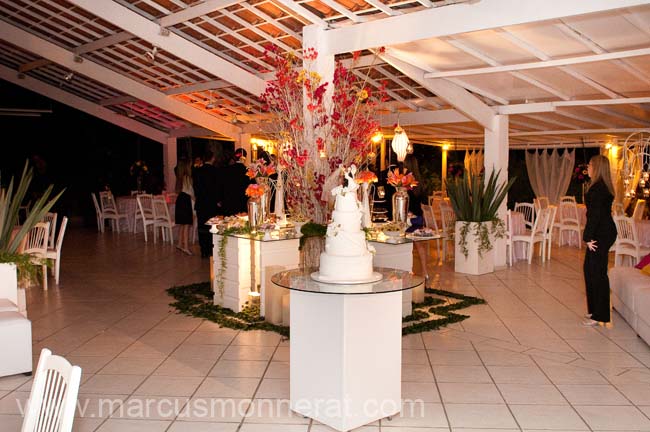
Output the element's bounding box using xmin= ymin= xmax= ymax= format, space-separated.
xmin=1 ymin=0 xmax=649 ymax=148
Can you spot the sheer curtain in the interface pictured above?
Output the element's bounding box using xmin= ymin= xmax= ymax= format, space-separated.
xmin=525 ymin=149 xmax=575 ymax=205
xmin=464 ymin=150 xmax=484 ymax=177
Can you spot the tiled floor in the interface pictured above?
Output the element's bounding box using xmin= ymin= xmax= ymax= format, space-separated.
xmin=2 ymin=228 xmax=650 ymax=431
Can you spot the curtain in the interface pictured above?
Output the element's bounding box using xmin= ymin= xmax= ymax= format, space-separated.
xmin=464 ymin=150 xmax=484 ymax=177
xmin=525 ymin=148 xmax=575 ymax=205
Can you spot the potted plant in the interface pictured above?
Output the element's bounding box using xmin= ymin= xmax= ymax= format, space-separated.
xmin=1 ymin=161 xmax=63 ymax=306
xmin=445 ymin=168 xmax=515 ymax=275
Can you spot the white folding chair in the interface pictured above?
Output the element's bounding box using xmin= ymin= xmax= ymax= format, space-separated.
xmin=99 ymin=191 xmax=129 ymax=233
xmin=23 ymin=222 xmax=49 ymax=290
xmin=439 ymin=204 xmax=456 ymax=262
xmin=91 ymin=193 xmax=104 ymax=232
xmin=45 ymin=217 xmax=68 ymax=285
xmin=557 ymin=201 xmax=583 ymax=248
xmin=514 ymin=202 xmax=535 ymax=230
xmin=153 ymin=196 xmax=175 ymax=244
xmin=560 ymin=196 xmax=577 ymax=204
xmin=506 ymin=210 xmax=514 ymax=266
xmin=21 ymin=348 xmax=82 ymax=432
xmin=42 ymin=212 xmax=57 ymax=249
xmin=136 ymin=194 xmax=156 ymax=242
xmin=544 ymin=205 xmax=558 ymax=260
xmin=633 ymin=199 xmax=646 ymax=221
xmin=614 ymin=215 xmax=650 ymax=267
xmin=512 ymin=207 xmax=551 ymax=264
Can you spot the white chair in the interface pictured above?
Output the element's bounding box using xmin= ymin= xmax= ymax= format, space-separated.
xmin=557 ymin=201 xmax=584 ymax=249
xmin=153 ymin=196 xmax=174 ymax=244
xmin=544 ymin=205 xmax=558 ymax=260
xmin=45 ymin=217 xmax=68 ymax=285
xmin=514 ymin=202 xmax=535 ymax=230
xmin=512 ymin=207 xmax=551 ymax=264
xmin=136 ymin=194 xmax=156 ymax=242
xmin=439 ymin=204 xmax=456 ymax=261
xmin=614 ymin=216 xmax=650 ymax=267
xmin=21 ymin=348 xmax=81 ymax=432
xmin=633 ymin=199 xmax=646 ymax=221
xmin=23 ymin=222 xmax=50 ymax=291
xmin=42 ymin=212 xmax=57 ymax=249
xmin=99 ymin=191 xmax=130 ymax=233
xmin=91 ymin=193 xmax=104 ymax=232
xmin=560 ymin=195 xmax=577 ymax=204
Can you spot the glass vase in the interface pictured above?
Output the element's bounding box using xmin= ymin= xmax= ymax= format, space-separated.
xmin=392 ymin=187 xmax=409 ymax=224
xmin=256 ymin=177 xmax=271 ymax=222
xmin=247 ymin=198 xmax=262 ymax=232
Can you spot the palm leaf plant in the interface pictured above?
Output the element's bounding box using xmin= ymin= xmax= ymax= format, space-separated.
xmin=445 ymin=168 xmax=515 ymax=258
xmin=0 ymin=161 xmax=64 ymax=281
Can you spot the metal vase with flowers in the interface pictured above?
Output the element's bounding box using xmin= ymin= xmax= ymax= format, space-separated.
xmin=255 ymin=177 xmax=271 ymax=222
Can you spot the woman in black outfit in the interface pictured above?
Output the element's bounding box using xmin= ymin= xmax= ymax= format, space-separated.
xmin=403 ymin=155 xmax=431 ymax=286
xmin=582 ymin=154 xmax=617 ymax=327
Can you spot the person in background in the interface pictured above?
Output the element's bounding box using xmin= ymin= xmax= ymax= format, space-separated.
xmin=403 ymin=155 xmax=431 ymax=287
xmin=174 ymin=158 xmax=194 ymax=256
xmin=193 ymin=151 xmax=220 ymax=258
xmin=222 ymin=148 xmax=251 ymax=216
xmin=582 ymin=154 xmax=617 ymax=327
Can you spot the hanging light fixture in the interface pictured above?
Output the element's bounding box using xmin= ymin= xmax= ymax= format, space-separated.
xmin=392 ymin=124 xmax=409 ymax=162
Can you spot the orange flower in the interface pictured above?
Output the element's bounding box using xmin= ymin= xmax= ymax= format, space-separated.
xmin=245 ymin=184 xmax=266 ymax=199
xmin=355 ymin=170 xmax=378 ymax=184
xmin=388 ymin=168 xmax=418 ymax=190
xmin=246 ymin=168 xmax=256 ymax=179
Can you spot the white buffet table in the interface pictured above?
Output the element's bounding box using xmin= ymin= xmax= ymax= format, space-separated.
xmin=272 ymin=268 xmax=423 ymax=432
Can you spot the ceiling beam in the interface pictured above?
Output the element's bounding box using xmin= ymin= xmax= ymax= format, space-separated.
xmin=73 ymin=31 xmax=133 ymax=55
xmin=66 ymin=0 xmax=266 ymax=96
xmin=321 ymin=0 xmax=650 ymax=55
xmin=0 ymin=64 xmax=167 ymax=144
xmin=274 ymin=0 xmax=329 ymax=27
xmin=164 ymin=80 xmax=231 ymax=95
xmin=380 ymin=50 xmax=495 ymax=130
xmin=158 ymin=0 xmax=241 ymax=27
xmin=99 ymin=95 xmax=138 ymax=106
xmin=433 ymin=127 xmax=650 ymax=139
xmin=0 ymin=20 xmax=241 ymax=138
xmin=18 ymin=59 xmax=51 ymax=73
xmin=497 ymin=97 xmax=650 ymax=114
xmin=381 ymin=109 xmax=470 ymax=126
xmin=423 ymin=47 xmax=650 ymax=79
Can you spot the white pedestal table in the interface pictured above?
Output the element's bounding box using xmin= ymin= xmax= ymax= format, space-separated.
xmin=271 ymin=268 xmax=423 ymax=432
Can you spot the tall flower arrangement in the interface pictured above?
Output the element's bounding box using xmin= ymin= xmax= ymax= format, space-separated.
xmin=260 ymin=47 xmax=385 ymax=223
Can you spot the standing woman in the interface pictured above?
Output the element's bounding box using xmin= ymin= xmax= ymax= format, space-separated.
xmin=582 ymin=154 xmax=617 ymax=326
xmin=403 ymin=155 xmax=431 ymax=286
xmin=175 ymin=159 xmax=194 ymax=255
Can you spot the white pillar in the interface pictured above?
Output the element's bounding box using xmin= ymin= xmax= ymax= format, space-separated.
xmin=484 ymin=115 xmax=509 ymax=268
xmin=163 ymin=136 xmax=177 ymax=192
xmin=441 ymin=147 xmax=448 ymax=193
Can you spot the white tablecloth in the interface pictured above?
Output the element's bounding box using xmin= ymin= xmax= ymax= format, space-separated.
xmin=638 ymin=220 xmax=650 ymax=247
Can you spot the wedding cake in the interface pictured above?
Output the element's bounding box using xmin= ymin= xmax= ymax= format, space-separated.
xmin=312 ymin=166 xmax=380 ymax=283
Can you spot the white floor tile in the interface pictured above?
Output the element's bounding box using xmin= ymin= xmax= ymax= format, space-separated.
xmin=438 ymin=383 xmax=504 ymax=404
xmin=445 ymin=403 xmax=517 ymax=429
xmin=574 ymin=405 xmax=650 ymax=430
xmin=509 ymin=405 xmax=588 ymax=430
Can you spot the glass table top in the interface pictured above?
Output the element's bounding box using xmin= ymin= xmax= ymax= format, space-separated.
xmin=271 ymin=267 xmax=424 ymax=295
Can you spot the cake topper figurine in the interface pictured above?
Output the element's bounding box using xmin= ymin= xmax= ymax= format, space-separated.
xmin=332 ymin=165 xmax=359 ymax=196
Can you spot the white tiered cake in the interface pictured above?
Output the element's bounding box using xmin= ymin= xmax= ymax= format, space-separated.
xmin=312 ymin=166 xmax=380 ymax=284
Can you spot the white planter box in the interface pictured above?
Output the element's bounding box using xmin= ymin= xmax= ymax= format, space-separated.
xmin=454 ymin=221 xmax=495 ymax=275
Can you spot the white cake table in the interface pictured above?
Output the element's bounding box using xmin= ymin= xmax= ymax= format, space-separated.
xmin=272 ymin=268 xmax=423 ymax=432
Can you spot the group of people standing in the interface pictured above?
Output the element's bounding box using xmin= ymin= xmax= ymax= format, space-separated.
xmin=173 ymin=148 xmax=252 ymax=258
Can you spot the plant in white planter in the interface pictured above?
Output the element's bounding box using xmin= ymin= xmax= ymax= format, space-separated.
xmin=445 ymin=169 xmax=515 ymax=275
xmin=0 ymin=161 xmax=63 ymax=304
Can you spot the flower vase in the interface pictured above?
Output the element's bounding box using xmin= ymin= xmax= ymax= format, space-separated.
xmin=392 ymin=187 xmax=409 ymax=224
xmin=247 ymin=198 xmax=262 ymax=232
xmin=581 ymin=183 xmax=588 ymax=204
xmin=256 ymin=177 xmax=271 ymax=222
xmin=361 ymin=183 xmax=372 ymax=228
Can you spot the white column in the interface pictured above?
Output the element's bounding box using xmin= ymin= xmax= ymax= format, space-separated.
xmin=441 ymin=146 xmax=448 ymax=193
xmin=163 ymin=136 xmax=177 ymax=192
xmin=484 ymin=115 xmax=509 ymax=268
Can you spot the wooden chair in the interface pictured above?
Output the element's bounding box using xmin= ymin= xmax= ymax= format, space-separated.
xmin=23 ymin=222 xmax=49 ymax=290
xmin=90 ymin=193 xmax=103 ymax=232
xmin=512 ymin=207 xmax=551 ymax=264
xmin=514 ymin=202 xmax=535 ymax=230
xmin=21 ymin=348 xmax=82 ymax=432
xmin=45 ymin=217 xmax=68 ymax=285
xmin=614 ymin=215 xmax=650 ymax=267
xmin=42 ymin=212 xmax=57 ymax=249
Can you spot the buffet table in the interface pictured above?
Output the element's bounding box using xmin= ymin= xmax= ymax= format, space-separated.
xmin=272 ymin=268 xmax=423 ymax=432
xmin=211 ymin=228 xmax=437 ymax=324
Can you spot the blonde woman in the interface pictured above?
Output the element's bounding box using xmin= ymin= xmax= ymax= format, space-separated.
xmin=582 ymin=155 xmax=617 ymax=326
xmin=175 ymin=159 xmax=194 ymax=255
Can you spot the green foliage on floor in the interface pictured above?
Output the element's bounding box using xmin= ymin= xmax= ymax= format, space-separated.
xmin=167 ymin=283 xmax=486 ymax=338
